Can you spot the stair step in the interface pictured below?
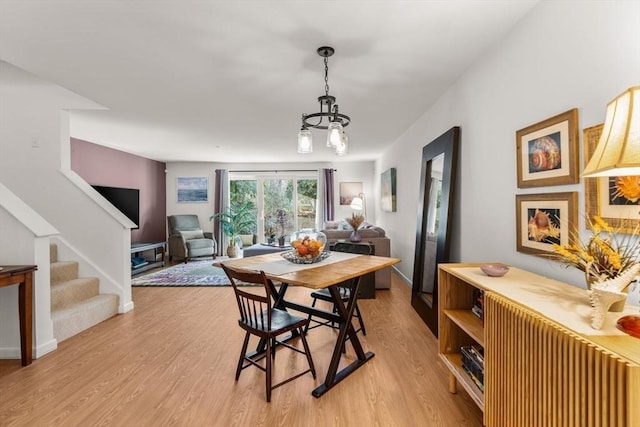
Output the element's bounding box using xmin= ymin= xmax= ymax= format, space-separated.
xmin=50 ymin=261 xmax=78 ymax=285
xmin=51 ymin=277 xmax=100 ymax=311
xmin=52 ymin=294 xmax=119 ymax=342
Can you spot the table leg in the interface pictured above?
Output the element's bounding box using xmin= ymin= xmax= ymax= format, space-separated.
xmin=18 ymin=272 xmax=33 ymax=366
xmin=312 ymin=277 xmax=374 ymax=398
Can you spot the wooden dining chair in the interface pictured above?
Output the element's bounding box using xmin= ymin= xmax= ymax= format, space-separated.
xmin=304 ymin=242 xmax=371 ymax=337
xmin=221 ymin=264 xmax=316 ymax=402
xmin=303 ymin=281 xmax=367 ymax=336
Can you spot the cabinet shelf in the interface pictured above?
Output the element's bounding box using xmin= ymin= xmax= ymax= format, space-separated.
xmin=131 ymin=242 xmax=166 ymax=276
xmin=443 ymin=309 xmax=484 ymax=347
xmin=439 ymin=352 xmax=484 ymax=410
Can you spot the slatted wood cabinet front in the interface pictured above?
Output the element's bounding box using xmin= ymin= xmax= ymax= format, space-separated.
xmin=438 ymin=263 xmax=640 ymax=427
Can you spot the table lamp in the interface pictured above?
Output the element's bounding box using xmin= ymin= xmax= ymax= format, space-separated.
xmin=350 ymin=193 xmax=367 ymax=219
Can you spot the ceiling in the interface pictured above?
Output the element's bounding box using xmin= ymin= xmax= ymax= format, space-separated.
xmin=0 ymin=1 xmax=538 ymax=164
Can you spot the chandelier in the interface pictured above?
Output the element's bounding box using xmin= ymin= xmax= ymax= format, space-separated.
xmin=298 ymin=46 xmax=351 ymax=155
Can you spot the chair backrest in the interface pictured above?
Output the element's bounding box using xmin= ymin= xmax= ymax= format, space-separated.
xmin=167 ymin=214 xmax=202 ymax=235
xmin=221 ymin=265 xmax=273 ymax=331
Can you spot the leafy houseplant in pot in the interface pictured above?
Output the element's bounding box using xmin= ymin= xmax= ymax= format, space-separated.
xmin=210 ymin=202 xmax=256 ymax=258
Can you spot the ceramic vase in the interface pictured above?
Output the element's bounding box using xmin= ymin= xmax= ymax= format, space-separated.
xmin=227 ymin=245 xmax=238 ymax=258
xmin=587 ymin=264 xmax=640 ymax=313
xmin=349 ymin=228 xmax=362 ymax=242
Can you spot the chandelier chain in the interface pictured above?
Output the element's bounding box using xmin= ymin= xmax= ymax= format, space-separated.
xmin=324 ymin=55 xmax=329 ymax=97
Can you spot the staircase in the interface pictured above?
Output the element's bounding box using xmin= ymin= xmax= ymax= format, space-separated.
xmin=50 ymin=243 xmax=119 ymax=342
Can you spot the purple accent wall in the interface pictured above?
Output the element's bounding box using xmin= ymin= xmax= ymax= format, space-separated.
xmin=70 ymin=138 xmax=166 ymax=244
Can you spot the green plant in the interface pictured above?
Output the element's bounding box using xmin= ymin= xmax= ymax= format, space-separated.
xmin=210 ymin=201 xmax=256 ymax=247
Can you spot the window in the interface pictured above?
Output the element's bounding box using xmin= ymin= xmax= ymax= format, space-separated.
xmin=230 ymin=172 xmax=318 ymax=243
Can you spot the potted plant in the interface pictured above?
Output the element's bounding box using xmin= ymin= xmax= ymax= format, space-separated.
xmin=276 ymin=209 xmax=287 ymax=246
xmin=210 ymin=201 xmax=256 ymax=258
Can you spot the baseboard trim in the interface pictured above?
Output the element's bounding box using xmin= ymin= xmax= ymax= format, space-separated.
xmin=0 ymin=338 xmax=57 ymax=360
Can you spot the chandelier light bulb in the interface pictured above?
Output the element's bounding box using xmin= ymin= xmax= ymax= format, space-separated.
xmin=335 ymin=133 xmax=348 ymax=156
xmin=327 ymin=121 xmax=344 ymax=147
xmin=298 ymin=127 xmax=313 ymax=153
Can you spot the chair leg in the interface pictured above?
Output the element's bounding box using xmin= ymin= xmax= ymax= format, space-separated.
xmin=236 ymin=331 xmax=251 ymax=380
xmin=298 ymin=327 xmax=316 ymax=379
xmin=265 ymin=337 xmax=272 ymax=402
xmin=303 ymin=298 xmax=319 ymax=334
xmin=355 ymin=303 xmax=366 ymax=336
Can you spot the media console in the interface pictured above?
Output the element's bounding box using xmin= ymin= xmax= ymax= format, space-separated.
xmin=131 ymin=242 xmax=166 ymax=275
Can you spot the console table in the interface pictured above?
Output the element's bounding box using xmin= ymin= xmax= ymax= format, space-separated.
xmin=439 ymin=263 xmax=640 ymax=427
xmin=131 ymin=242 xmax=165 ymax=275
xmin=0 ymin=265 xmax=37 ymax=366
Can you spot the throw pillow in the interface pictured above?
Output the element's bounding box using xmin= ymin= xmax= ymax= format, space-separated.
xmin=323 ymin=221 xmax=340 ymax=230
xmin=180 ymin=229 xmax=205 ymax=240
xmin=239 ymin=234 xmax=254 ymax=247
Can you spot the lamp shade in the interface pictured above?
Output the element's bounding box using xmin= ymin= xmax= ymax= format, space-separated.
xmin=297 ymin=128 xmax=313 ymax=153
xmin=583 ymin=86 xmax=640 ymax=177
xmin=327 ymin=121 xmax=344 ymax=147
xmin=335 ymin=134 xmax=348 ymax=156
xmin=350 ymin=197 xmax=363 ymax=211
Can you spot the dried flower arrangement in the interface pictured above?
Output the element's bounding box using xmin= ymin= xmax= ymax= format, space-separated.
xmin=346 ymin=213 xmax=365 ymax=230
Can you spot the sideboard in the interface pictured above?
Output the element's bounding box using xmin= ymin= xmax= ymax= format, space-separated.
xmin=438 ymin=263 xmax=640 ymax=427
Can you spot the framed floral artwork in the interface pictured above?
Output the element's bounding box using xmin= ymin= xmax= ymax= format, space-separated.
xmin=516 ymin=192 xmax=578 ymax=255
xmin=516 ymin=108 xmax=580 ymax=188
xmin=584 ymin=123 xmax=640 ymax=234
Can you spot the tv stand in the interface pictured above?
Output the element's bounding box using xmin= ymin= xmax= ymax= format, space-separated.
xmin=131 ymin=242 xmax=166 ymax=275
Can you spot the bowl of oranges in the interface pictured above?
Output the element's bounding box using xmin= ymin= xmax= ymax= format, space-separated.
xmin=282 ymin=234 xmax=330 ymax=264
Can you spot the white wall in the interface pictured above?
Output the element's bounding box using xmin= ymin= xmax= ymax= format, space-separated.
xmin=165 ymin=160 xmax=377 ymax=238
xmin=0 ymin=62 xmax=136 ymax=358
xmin=377 ymin=1 xmax=640 ymax=293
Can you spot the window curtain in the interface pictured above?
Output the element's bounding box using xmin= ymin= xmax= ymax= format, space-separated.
xmin=214 ymin=169 xmax=229 ymax=255
xmin=315 ymin=168 xmax=334 ymax=229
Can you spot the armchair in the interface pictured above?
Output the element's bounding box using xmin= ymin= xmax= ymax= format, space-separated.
xmin=167 ymin=215 xmax=217 ymax=263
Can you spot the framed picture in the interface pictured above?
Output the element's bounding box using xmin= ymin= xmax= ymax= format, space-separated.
xmin=516 ymin=192 xmax=577 ymax=255
xmin=516 ymin=108 xmax=579 ymax=188
xmin=584 ymin=124 xmax=640 ymax=233
xmin=339 ymin=182 xmax=363 ymax=205
xmin=177 ymin=177 xmax=208 ymax=203
xmin=381 ymin=168 xmax=397 ymax=212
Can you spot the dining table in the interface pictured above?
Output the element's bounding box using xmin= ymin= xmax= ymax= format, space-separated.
xmin=218 ymin=250 xmax=400 ymax=398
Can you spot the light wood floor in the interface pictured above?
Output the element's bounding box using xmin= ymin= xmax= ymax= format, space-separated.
xmin=0 ymin=273 xmax=483 ymax=426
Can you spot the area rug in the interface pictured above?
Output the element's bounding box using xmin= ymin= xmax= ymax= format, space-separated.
xmin=131 ymin=259 xmax=232 ymax=287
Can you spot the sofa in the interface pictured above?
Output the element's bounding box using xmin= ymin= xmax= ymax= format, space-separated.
xmin=321 ymin=221 xmax=391 ymax=289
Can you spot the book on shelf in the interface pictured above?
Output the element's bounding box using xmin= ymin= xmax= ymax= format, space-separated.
xmin=461 ymin=346 xmax=484 ymax=390
xmin=472 ymin=288 xmax=484 ymax=321
xmin=469 ymin=345 xmax=484 ymax=367
xmin=462 ymin=364 xmax=484 ymax=392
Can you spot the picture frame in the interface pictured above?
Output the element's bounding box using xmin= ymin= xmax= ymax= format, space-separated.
xmin=584 ymin=124 xmax=640 ymax=233
xmin=516 ymin=192 xmax=577 ymax=255
xmin=381 ymin=168 xmax=397 ymax=212
xmin=516 ymin=108 xmax=579 ymax=188
xmin=176 ymin=177 xmax=208 ymax=203
xmin=339 ymin=182 xmax=363 ymax=205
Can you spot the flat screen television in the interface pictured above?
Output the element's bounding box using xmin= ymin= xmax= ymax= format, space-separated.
xmin=92 ymin=185 xmax=140 ymax=229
